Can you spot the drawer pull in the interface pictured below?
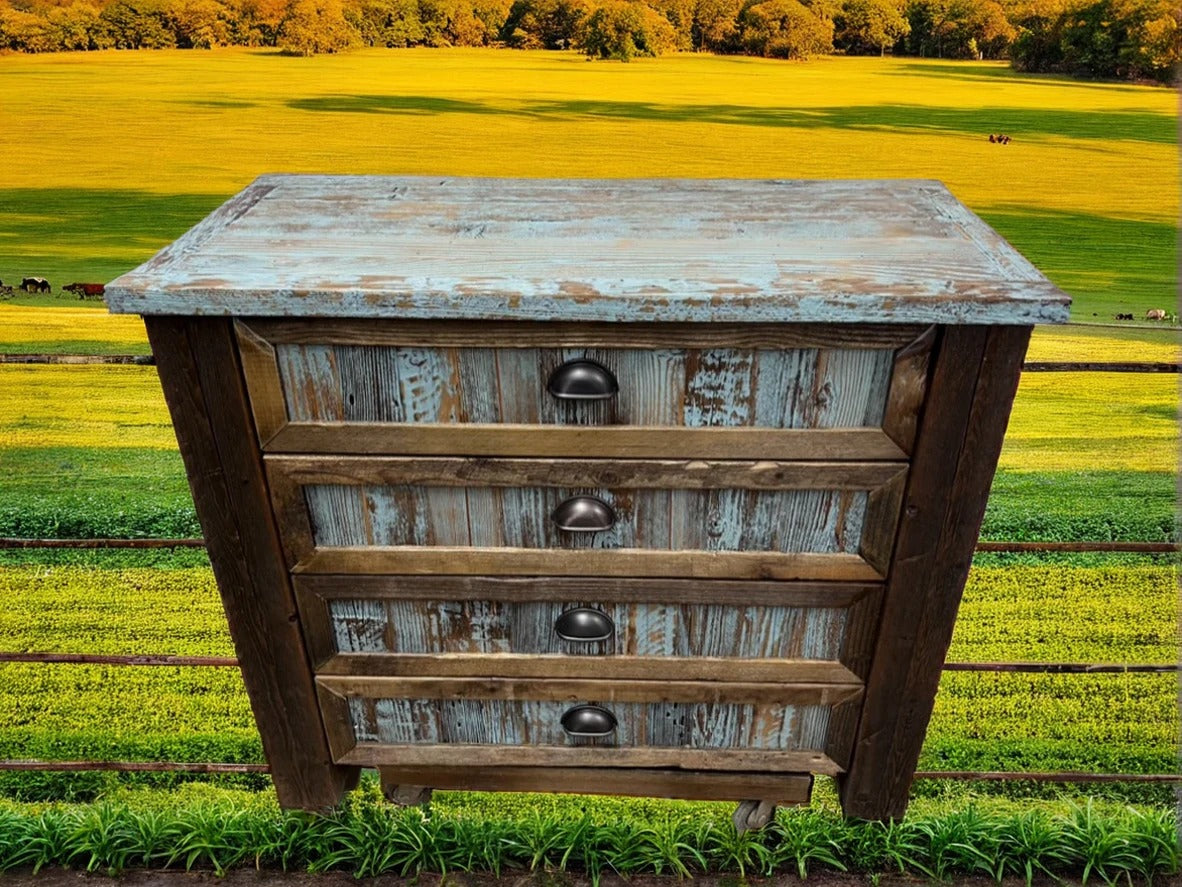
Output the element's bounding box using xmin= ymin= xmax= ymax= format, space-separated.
xmin=547 ymin=359 xmax=618 ymax=401
xmin=561 ymin=704 xmax=617 ymax=738
xmin=555 ymin=607 xmax=615 ymax=642
xmin=552 ymin=496 xmax=616 ymax=532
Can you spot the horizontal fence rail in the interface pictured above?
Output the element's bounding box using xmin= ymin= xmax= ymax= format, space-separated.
xmin=6 ymin=353 xmax=1180 ymax=371
xmin=0 ymin=652 xmax=239 ymax=667
xmin=0 ymin=760 xmax=269 ymax=774
xmin=0 ymin=354 xmax=154 ymax=365
xmin=974 ymin=541 xmax=1179 ymax=553
xmin=0 ymin=537 xmax=206 ymax=549
xmin=1021 ymin=361 xmax=1180 ymax=372
xmin=1 ymin=651 xmax=1176 ymax=674
xmin=0 ymin=759 xmax=1177 ymax=784
xmin=4 ymin=537 xmax=1178 ymax=552
xmin=911 ymin=771 xmax=1182 ymax=784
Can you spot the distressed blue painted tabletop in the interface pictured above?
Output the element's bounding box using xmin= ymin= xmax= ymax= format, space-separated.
xmin=106 ymin=175 xmax=1070 ymax=325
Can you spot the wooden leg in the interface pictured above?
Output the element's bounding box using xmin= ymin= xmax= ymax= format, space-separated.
xmin=732 ymin=799 xmax=777 ymax=833
xmin=382 ymin=782 xmax=434 ymax=807
xmin=838 ymin=325 xmax=1031 ymax=821
xmin=146 ymin=317 xmax=358 ymax=810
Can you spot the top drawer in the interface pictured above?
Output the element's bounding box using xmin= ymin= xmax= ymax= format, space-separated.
xmin=237 ymin=320 xmax=933 ymax=459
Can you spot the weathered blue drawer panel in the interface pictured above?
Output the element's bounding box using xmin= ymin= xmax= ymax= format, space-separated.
xmin=275 ymin=344 xmax=896 ymax=429
xmin=326 ymin=597 xmax=847 ymax=659
xmin=347 ymin=697 xmax=830 ymax=750
xmin=306 ymin=484 xmax=869 ymax=553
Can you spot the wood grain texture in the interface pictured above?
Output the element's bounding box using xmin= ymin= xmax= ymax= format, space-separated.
xmin=316 ymin=654 xmax=860 ymax=684
xmin=345 ymin=696 xmax=835 ymax=750
xmin=322 ymin=597 xmax=849 ymax=660
xmin=838 ymin=325 xmax=1032 ymax=821
xmin=145 ymin=317 xmax=357 ymax=810
xmin=233 ymin=321 xmax=287 ymax=446
xmin=340 ymin=744 xmax=842 ymax=774
xmin=295 ymin=574 xmax=878 ymax=607
xmin=107 ymin=176 xmax=1070 ymax=325
xmin=838 ymin=587 xmax=884 ymax=681
xmin=295 ymin=548 xmax=885 ymax=582
xmin=265 ymin=424 xmax=908 ymax=459
xmin=266 ymin=465 xmax=316 ymax=568
xmin=881 ymin=326 xmax=936 ymax=454
xmin=375 ymin=765 xmax=813 ymax=803
xmin=318 ymin=675 xmax=863 ymax=706
xmin=301 ymin=484 xmax=871 ymax=553
xmin=269 ymin=456 xmax=905 ymax=490
xmin=859 ymin=469 xmax=909 ymax=576
xmin=249 ymin=319 xmax=924 ymax=349
xmin=315 ymin=682 xmax=358 ymax=763
xmin=824 ymin=699 xmax=863 ymax=769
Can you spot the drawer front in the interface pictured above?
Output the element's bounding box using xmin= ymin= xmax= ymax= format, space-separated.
xmin=326 ymin=597 xmax=847 ymax=659
xmin=276 ymin=344 xmax=894 ymax=429
xmin=347 ymin=697 xmax=828 ymax=750
xmin=294 ymin=575 xmax=884 ymax=683
xmin=269 ymin=457 xmax=906 ymax=579
xmin=238 ymin=320 xmax=933 ymax=458
xmin=306 ymin=484 xmax=868 ymax=553
xmin=316 ymin=674 xmax=862 ymax=769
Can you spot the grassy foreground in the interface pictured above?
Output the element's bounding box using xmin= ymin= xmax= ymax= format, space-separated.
xmin=0 ymin=783 xmax=1176 ymax=880
xmin=0 ymin=49 xmax=1177 ymax=320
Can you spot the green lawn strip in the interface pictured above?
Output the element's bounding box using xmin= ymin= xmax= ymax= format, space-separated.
xmin=0 ymin=340 xmax=152 ymax=357
xmin=0 ymin=782 xmax=1176 ymax=878
xmin=971 ymin=552 xmax=1175 ymax=567
xmin=0 ymin=549 xmax=211 ymax=569
xmin=981 ymin=470 xmax=1176 ymax=542
xmin=914 ymin=739 xmax=1175 ymax=806
xmin=0 ymin=731 xmax=267 ymax=803
xmin=0 ymin=566 xmax=230 ymax=655
xmin=0 ymin=448 xmax=198 ymax=539
xmin=978 ymin=208 xmax=1177 ymax=320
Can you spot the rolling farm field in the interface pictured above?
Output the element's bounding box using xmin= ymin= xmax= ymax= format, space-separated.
xmin=0 ymin=46 xmax=1177 ymax=833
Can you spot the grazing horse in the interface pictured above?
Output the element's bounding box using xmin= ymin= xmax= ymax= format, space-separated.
xmin=63 ymin=282 xmax=106 ymax=299
xmin=1145 ymin=308 xmax=1167 ymax=321
xmin=19 ymin=277 xmax=50 ymax=293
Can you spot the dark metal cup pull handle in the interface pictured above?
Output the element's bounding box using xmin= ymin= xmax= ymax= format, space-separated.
xmin=555 ymin=608 xmax=615 ymax=642
xmin=561 ymin=704 xmax=617 ymax=738
xmin=551 ymin=496 xmax=616 ymax=532
xmin=547 ymin=359 xmax=618 ymax=401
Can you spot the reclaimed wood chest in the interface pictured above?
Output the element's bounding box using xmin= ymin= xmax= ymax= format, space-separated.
xmin=106 ymin=175 xmax=1069 ymax=823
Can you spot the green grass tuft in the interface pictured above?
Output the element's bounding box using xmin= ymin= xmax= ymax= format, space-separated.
xmin=0 ymin=785 xmax=1175 ymax=878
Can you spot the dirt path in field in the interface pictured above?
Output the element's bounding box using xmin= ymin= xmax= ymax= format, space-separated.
xmin=3 ymin=869 xmax=1178 ymax=887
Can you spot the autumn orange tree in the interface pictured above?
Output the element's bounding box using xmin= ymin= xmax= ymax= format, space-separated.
xmin=0 ymin=0 xmax=1176 ymax=80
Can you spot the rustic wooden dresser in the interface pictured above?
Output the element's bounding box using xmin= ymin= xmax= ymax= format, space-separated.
xmin=106 ymin=176 xmax=1069 ymax=824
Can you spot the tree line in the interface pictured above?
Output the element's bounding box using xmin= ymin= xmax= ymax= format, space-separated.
xmin=0 ymin=0 xmax=1177 ymax=80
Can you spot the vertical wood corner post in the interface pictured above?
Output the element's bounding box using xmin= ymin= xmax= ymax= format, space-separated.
xmin=146 ymin=316 xmax=359 ymax=811
xmin=838 ymin=324 xmax=1031 ymax=821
